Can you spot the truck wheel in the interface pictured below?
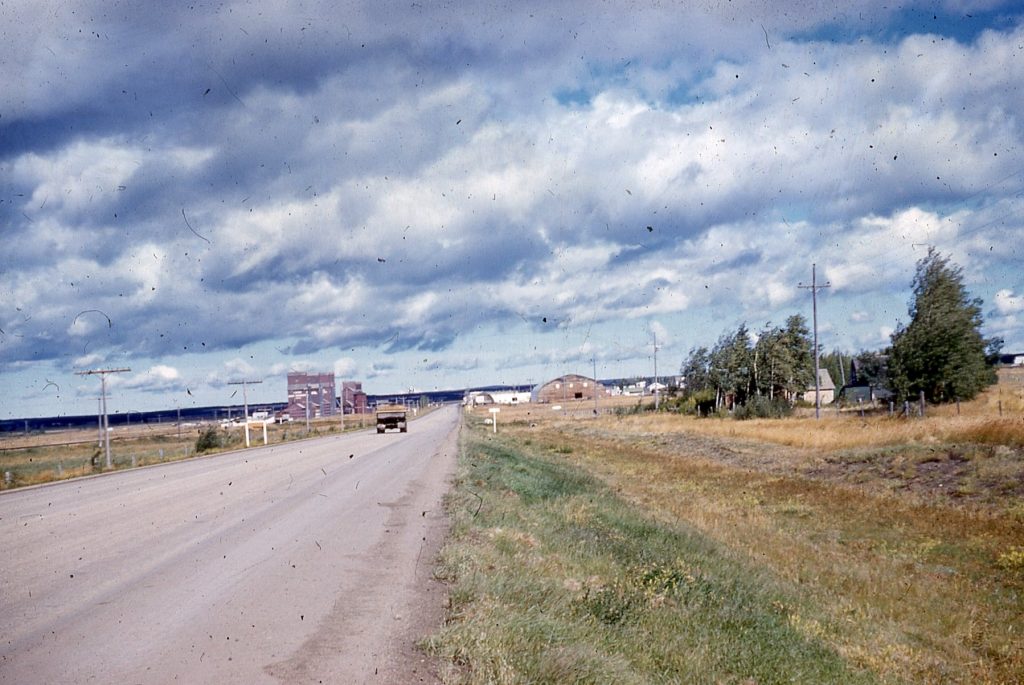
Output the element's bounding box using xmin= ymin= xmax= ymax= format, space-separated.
xmin=377 ymin=428 xmax=384 ymax=434
xmin=400 ymin=427 xmax=407 ymax=433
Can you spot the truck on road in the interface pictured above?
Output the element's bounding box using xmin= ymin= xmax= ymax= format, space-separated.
xmin=375 ymin=404 xmax=408 ymax=434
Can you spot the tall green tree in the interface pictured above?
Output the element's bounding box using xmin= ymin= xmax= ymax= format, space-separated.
xmin=680 ymin=345 xmax=712 ymax=394
xmin=888 ymin=249 xmax=996 ymax=403
xmin=781 ymin=314 xmax=814 ymax=398
xmin=708 ymin=324 xmax=753 ymax=407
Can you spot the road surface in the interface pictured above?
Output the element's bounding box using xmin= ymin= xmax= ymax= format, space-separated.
xmin=0 ymin=405 xmax=460 ymax=684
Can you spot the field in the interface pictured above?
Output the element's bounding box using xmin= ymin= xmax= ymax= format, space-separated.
xmin=430 ymin=371 xmax=1024 ymax=683
xmin=0 ymin=412 xmax=380 ymax=490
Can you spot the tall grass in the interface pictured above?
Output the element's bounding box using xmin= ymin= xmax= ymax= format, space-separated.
xmin=512 ymin=417 xmax=1024 ymax=683
xmin=428 ymin=424 xmax=874 ymax=684
xmin=609 ymin=412 xmax=1024 ymax=450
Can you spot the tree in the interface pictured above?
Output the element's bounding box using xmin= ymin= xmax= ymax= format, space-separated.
xmin=780 ymin=314 xmax=814 ymax=399
xmin=851 ymin=350 xmax=889 ymax=389
xmin=819 ymin=348 xmax=849 ymax=389
xmin=888 ymin=249 xmax=996 ymax=403
xmin=707 ymin=324 xmax=753 ymax=408
xmin=680 ymin=346 xmax=712 ymax=394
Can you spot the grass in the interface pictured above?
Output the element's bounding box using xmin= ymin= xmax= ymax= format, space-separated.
xmin=0 ymin=412 xmax=382 ymax=490
xmin=428 ymin=423 xmax=875 ymax=684
xmin=433 ymin=372 xmax=1024 ymax=683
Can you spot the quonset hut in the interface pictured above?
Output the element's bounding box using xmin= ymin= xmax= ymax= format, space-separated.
xmin=533 ymin=374 xmax=610 ymax=403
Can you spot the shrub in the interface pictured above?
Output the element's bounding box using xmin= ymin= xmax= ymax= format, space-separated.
xmin=733 ymin=396 xmax=794 ymax=420
xmin=195 ymin=426 xmax=223 ymax=453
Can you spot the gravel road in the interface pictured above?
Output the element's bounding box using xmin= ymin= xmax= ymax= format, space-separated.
xmin=0 ymin=405 xmax=460 ymax=684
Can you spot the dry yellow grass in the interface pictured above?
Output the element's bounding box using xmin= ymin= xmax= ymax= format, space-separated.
xmin=505 ymin=421 xmax=1023 ymax=683
xmin=606 ymin=369 xmax=1024 ymax=451
xmin=609 ymin=412 xmax=1024 ymax=450
xmin=480 ymin=370 xmax=1024 ymax=682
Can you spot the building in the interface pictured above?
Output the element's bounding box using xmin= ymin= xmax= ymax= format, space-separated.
xmin=286 ymin=372 xmax=337 ymax=419
xmin=802 ymin=369 xmax=835 ymax=405
xmin=341 ymin=381 xmax=368 ymax=414
xmin=533 ymin=374 xmax=610 ymax=403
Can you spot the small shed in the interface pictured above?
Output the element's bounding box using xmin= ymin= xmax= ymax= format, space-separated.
xmin=802 ymin=369 xmax=835 ymax=405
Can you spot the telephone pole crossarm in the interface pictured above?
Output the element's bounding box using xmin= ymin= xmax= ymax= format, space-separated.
xmin=227 ymin=379 xmax=263 ymax=424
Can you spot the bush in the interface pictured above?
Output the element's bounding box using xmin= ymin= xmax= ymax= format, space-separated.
xmin=195 ymin=426 xmax=223 ymax=453
xmin=669 ymin=389 xmax=718 ymax=417
xmin=733 ymin=396 xmax=793 ymax=420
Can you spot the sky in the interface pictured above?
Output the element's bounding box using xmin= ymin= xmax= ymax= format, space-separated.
xmin=2 ymin=0 xmax=1023 ymax=420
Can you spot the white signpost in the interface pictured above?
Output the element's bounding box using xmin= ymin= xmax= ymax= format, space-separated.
xmin=243 ymin=420 xmax=271 ymax=447
xmin=488 ymin=407 xmax=500 ymax=433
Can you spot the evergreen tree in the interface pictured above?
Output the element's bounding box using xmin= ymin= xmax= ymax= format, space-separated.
xmin=851 ymin=350 xmax=889 ymax=388
xmin=781 ymin=314 xmax=814 ymax=398
xmin=708 ymin=324 xmax=753 ymax=407
xmin=889 ymin=249 xmax=996 ymax=403
xmin=819 ymin=348 xmax=849 ymax=389
xmin=753 ymin=326 xmax=785 ymax=399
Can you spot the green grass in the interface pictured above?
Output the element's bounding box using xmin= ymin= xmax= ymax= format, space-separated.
xmin=427 ymin=425 xmax=876 ymax=684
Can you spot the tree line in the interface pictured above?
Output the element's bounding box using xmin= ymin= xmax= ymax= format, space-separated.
xmin=677 ymin=249 xmax=1001 ymax=415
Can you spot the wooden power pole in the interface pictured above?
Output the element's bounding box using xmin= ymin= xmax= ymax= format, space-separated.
xmin=798 ymin=264 xmax=830 ymax=419
xmin=76 ymin=368 xmax=131 ymax=468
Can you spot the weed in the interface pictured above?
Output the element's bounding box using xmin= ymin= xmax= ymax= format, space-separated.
xmin=996 ymin=548 xmax=1024 ymax=572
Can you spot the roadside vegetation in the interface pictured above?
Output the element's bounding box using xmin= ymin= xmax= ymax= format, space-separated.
xmin=0 ymin=413 xmax=378 ymax=490
xmin=680 ymin=250 xmax=1003 ymax=419
xmin=433 ymin=373 xmax=1023 ymax=683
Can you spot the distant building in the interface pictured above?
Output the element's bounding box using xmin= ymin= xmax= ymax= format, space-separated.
xmin=463 ymin=391 xmax=495 ymax=406
xmin=489 ymin=391 xmax=532 ymax=405
xmin=802 ymin=369 xmax=835 ymax=405
xmin=341 ymin=381 xmax=368 ymax=414
xmin=286 ymin=372 xmax=337 ymax=419
xmin=533 ymin=374 xmax=610 ymax=403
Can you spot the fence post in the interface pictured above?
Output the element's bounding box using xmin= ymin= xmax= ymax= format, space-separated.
xmin=919 ymin=391 xmax=926 ymax=418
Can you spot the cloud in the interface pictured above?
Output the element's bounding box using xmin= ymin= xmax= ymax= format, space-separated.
xmin=2 ymin=3 xmax=1023 ymax=418
xmin=994 ymin=289 xmax=1024 ymax=315
xmin=333 ymin=357 xmax=359 ymax=378
xmin=118 ymin=365 xmax=184 ymax=393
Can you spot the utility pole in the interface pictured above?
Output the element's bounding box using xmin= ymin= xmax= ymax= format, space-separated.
xmin=228 ymin=376 xmax=262 ymax=423
xmin=653 ymin=331 xmax=660 ymax=410
xmin=76 ymin=368 xmax=130 ymax=468
xmin=798 ymin=264 xmax=831 ymax=419
xmin=593 ymin=356 xmax=599 ymax=415
xmin=303 ymin=383 xmax=321 ymax=433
